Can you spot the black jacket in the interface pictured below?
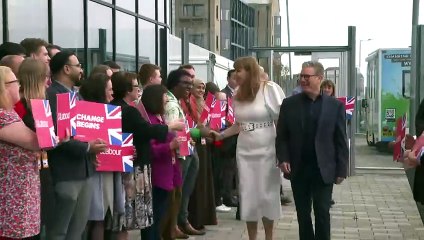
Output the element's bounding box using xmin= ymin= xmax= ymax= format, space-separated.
xmin=46 ymin=80 xmax=94 ymax=183
xmin=413 ymin=99 xmax=424 ymax=203
xmin=275 ymin=93 xmax=349 ymax=184
xmin=220 ymin=86 xmax=238 ymax=158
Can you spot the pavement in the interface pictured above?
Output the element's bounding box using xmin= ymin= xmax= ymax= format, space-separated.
xmin=128 ymin=135 xmax=424 ymax=239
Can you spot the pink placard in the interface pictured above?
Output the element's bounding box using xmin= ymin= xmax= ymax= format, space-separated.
xmin=209 ymin=99 xmax=222 ymax=130
xmin=199 ymin=92 xmax=215 ymax=123
xmin=73 ymin=101 xmax=122 ymax=146
xmin=97 ymin=133 xmax=134 ymax=172
xmin=226 ymin=97 xmax=235 ymax=124
xmin=31 ymin=99 xmax=57 ymax=149
xmin=56 ymin=92 xmax=77 ymax=139
xmin=393 ymin=115 xmax=406 ymax=162
xmin=177 ymin=128 xmax=190 ymax=157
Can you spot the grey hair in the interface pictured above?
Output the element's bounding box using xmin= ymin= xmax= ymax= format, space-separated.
xmin=301 ymin=61 xmax=324 ymax=76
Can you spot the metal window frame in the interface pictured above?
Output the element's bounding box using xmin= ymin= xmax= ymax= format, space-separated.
xmin=2 ymin=0 xmax=8 ymax=42
xmin=2 ymin=0 xmax=168 ymax=71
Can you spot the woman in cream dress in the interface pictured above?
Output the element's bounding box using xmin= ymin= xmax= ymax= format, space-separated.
xmin=212 ymin=57 xmax=285 ymax=240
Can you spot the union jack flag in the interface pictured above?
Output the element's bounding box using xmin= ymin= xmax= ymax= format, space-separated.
xmin=105 ymin=104 xmax=122 ymax=120
xmin=108 ymin=128 xmax=122 ymax=146
xmin=199 ymin=92 xmax=214 ymax=123
xmin=70 ymin=92 xmax=78 ymax=136
xmin=337 ymin=96 xmax=356 ymax=120
xmin=49 ymin=126 xmax=58 ymax=147
xmin=122 ymin=133 xmax=134 ymax=172
xmin=122 ymin=155 xmax=133 ymax=172
xmin=70 ymin=116 xmax=77 ymax=136
xmin=226 ymin=98 xmax=235 ymax=124
xmin=211 ymin=97 xmax=217 ymax=109
xmin=43 ymin=100 xmax=52 ymax=117
xmin=121 ymin=133 xmax=133 ymax=147
xmin=209 ymin=99 xmax=222 ymax=130
xmin=70 ymin=91 xmax=77 ymax=109
xmin=220 ymin=101 xmax=227 ymax=129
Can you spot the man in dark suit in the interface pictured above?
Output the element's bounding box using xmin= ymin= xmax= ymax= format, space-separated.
xmin=46 ymin=51 xmax=108 ymax=239
xmin=276 ymin=61 xmax=349 ymax=240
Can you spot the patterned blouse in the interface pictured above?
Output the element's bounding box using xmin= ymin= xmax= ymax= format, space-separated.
xmin=0 ymin=109 xmax=40 ymax=238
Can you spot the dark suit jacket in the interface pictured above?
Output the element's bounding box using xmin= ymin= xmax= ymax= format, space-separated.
xmin=221 ymin=85 xmax=233 ymax=98
xmin=110 ymin=98 xmax=168 ymax=166
xmin=275 ymin=93 xmax=349 ymax=184
xmin=413 ymin=98 xmax=424 ymax=203
xmin=46 ymin=80 xmax=94 ymax=183
xmin=220 ymin=85 xmax=238 ymax=158
xmin=416 ymin=98 xmax=424 ymax=136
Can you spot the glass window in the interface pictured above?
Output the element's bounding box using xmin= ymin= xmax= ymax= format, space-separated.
xmin=52 ymin=0 xmax=84 ymax=58
xmin=158 ymin=0 xmax=165 ymax=23
xmin=116 ymin=0 xmax=135 ymax=12
xmin=189 ymin=34 xmax=204 ymax=48
xmin=116 ymin=12 xmax=136 ymax=72
xmin=139 ymin=0 xmax=155 ymax=20
xmin=8 ymin=0 xmax=48 ymax=42
xmin=87 ymin=2 xmax=113 ymax=72
xmin=158 ymin=26 xmax=165 ymax=66
xmin=138 ymin=19 xmax=156 ymax=66
xmin=183 ymin=4 xmax=205 ymax=17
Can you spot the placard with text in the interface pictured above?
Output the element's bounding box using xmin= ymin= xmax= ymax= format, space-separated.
xmin=73 ymin=101 xmax=122 ymax=146
xmin=31 ymin=99 xmax=57 ymax=149
xmin=97 ymin=133 xmax=134 ymax=172
xmin=56 ymin=92 xmax=77 ymax=139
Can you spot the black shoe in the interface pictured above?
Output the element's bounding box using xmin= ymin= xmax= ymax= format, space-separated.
xmin=280 ymin=196 xmax=292 ymax=205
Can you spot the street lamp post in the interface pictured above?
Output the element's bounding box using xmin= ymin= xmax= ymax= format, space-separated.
xmin=359 ymin=38 xmax=372 ymax=70
xmin=357 ymin=38 xmax=371 ymax=134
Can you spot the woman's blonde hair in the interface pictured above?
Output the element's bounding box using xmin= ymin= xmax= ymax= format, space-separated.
xmin=0 ymin=66 xmax=13 ymax=109
xmin=18 ymin=58 xmax=48 ymax=107
xmin=233 ymin=56 xmax=262 ymax=102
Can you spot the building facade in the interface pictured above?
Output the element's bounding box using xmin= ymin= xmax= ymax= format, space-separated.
xmin=172 ymin=0 xmax=280 ymax=62
xmin=1 ymin=0 xmax=169 ymax=73
xmin=172 ymin=0 xmax=221 ymax=53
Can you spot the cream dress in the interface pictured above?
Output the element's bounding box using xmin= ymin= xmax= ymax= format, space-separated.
xmin=234 ymin=81 xmax=285 ymax=221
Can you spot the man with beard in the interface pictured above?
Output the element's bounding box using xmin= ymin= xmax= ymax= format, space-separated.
xmin=46 ymin=51 xmax=108 ymax=239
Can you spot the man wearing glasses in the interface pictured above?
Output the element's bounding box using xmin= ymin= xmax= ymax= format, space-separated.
xmin=46 ymin=51 xmax=108 ymax=239
xmin=276 ymin=61 xmax=349 ymax=240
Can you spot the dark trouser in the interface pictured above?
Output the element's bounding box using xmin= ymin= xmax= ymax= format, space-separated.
xmin=291 ymin=165 xmax=333 ymax=240
xmin=47 ymin=178 xmax=93 ymax=240
xmin=178 ymin=154 xmax=199 ymax=225
xmin=140 ymin=226 xmax=152 ymax=240
xmin=40 ymin=167 xmax=55 ymax=239
xmin=152 ymin=187 xmax=170 ymax=240
xmin=212 ymin=149 xmax=237 ymax=206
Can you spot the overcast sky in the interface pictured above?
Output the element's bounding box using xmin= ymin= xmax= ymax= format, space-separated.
xmin=278 ymin=0 xmax=418 ymax=75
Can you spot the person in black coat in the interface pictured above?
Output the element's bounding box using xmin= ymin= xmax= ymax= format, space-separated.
xmin=276 ymin=61 xmax=349 ymax=240
xmin=408 ymin=98 xmax=424 ymax=204
xmin=109 ymin=71 xmax=183 ymax=238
